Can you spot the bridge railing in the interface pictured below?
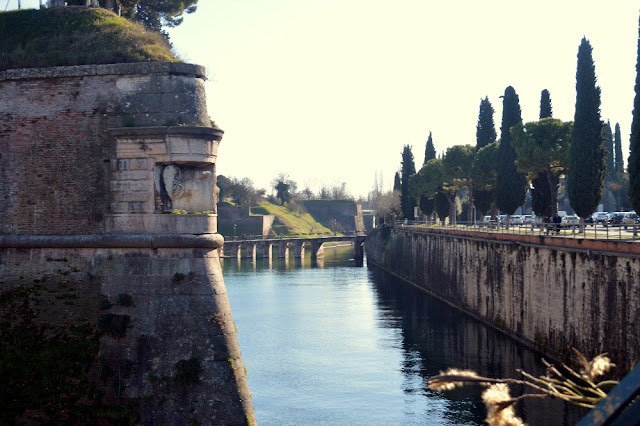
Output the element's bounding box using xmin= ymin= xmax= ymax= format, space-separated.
xmin=223 ymin=232 xmax=365 ymax=242
xmin=392 ymin=220 xmax=640 ymax=241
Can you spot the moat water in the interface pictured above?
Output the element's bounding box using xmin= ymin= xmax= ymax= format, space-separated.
xmin=222 ymin=245 xmax=586 ymax=425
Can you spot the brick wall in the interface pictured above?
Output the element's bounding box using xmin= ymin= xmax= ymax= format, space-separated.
xmin=0 ymin=63 xmax=209 ymax=235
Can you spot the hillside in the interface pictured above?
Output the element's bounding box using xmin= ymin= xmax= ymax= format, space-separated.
xmin=0 ymin=7 xmax=179 ymax=71
xmin=253 ymin=201 xmax=334 ymax=237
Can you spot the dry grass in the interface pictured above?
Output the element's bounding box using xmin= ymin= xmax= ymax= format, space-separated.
xmin=427 ymin=348 xmax=619 ymax=426
xmin=0 ymin=7 xmax=179 ymax=71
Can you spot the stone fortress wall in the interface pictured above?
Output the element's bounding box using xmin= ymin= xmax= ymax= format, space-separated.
xmin=365 ymin=227 xmax=640 ymax=376
xmin=0 ymin=63 xmax=255 ymax=424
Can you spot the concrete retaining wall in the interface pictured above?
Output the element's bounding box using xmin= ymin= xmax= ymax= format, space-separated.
xmin=365 ymin=227 xmax=640 ymax=373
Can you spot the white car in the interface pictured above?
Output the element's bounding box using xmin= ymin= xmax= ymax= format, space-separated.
xmin=561 ymin=215 xmax=579 ymax=228
xmin=622 ymin=211 xmax=638 ymax=228
xmin=593 ymin=212 xmax=608 ymax=224
xmin=521 ymin=215 xmax=533 ymax=224
xmin=510 ymin=215 xmax=524 ymax=225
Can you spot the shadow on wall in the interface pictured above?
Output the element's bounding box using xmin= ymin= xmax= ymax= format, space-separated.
xmin=217 ymin=204 xmax=274 ymax=238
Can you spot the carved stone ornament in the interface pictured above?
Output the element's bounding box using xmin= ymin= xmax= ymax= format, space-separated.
xmin=161 ymin=164 xmax=215 ymax=212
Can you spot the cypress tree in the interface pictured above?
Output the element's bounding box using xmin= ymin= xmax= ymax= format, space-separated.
xmin=568 ymin=37 xmax=606 ymax=220
xmin=393 ymin=172 xmax=401 ymax=192
xmin=531 ymin=89 xmax=554 ymax=217
xmin=400 ymin=145 xmax=416 ymax=219
xmin=476 ymin=97 xmax=497 ymax=149
xmin=615 ymin=122 xmax=624 ymax=174
xmin=420 ymin=133 xmax=436 ymax=219
xmin=424 ymin=132 xmax=436 ymax=165
xmin=603 ymin=121 xmax=614 ymax=177
xmin=630 ymin=14 xmax=640 ymax=211
xmin=540 ymin=89 xmax=553 ymax=119
xmin=496 ymin=86 xmax=527 ymax=216
xmin=474 ymin=97 xmax=497 ymax=216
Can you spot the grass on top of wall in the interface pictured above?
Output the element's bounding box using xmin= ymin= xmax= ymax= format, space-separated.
xmin=0 ymin=7 xmax=179 ymax=71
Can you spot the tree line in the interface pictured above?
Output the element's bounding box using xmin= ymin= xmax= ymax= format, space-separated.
xmin=62 ymin=0 xmax=198 ymax=34
xmin=217 ymin=173 xmax=355 ymax=207
xmin=377 ymin=28 xmax=640 ymax=227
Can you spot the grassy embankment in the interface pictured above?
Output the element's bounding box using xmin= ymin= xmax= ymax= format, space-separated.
xmin=0 ymin=6 xmax=179 ymax=71
xmin=251 ymin=201 xmax=335 ymax=237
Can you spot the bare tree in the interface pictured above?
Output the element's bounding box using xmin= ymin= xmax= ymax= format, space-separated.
xmin=375 ymin=190 xmax=401 ymax=225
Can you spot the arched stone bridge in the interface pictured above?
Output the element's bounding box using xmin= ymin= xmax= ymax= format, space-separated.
xmin=220 ymin=235 xmax=366 ymax=266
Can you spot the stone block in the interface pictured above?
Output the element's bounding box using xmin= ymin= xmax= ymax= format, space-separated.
xmin=6 ymin=64 xmax=97 ymax=80
xmin=110 ymin=201 xmax=152 ymax=214
xmin=112 ymin=170 xmax=152 ymax=181
xmin=113 ymin=190 xmax=153 ymax=203
xmin=167 ymin=137 xmax=191 ymax=154
xmin=110 ymin=180 xmax=149 ymax=192
xmin=105 ymin=214 xmax=218 ymax=234
xmin=111 ymin=158 xmax=151 ymax=171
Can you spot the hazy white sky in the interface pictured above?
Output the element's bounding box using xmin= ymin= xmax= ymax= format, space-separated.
xmin=9 ymin=1 xmax=640 ymax=198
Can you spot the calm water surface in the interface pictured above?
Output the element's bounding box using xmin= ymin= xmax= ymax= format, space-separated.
xmin=222 ymin=246 xmax=585 ymax=425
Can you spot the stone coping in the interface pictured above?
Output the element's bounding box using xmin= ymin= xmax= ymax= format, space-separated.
xmin=0 ymin=62 xmax=206 ymax=82
xmin=0 ymin=233 xmax=224 ymax=249
xmin=109 ymin=126 xmax=224 ymax=140
xmin=398 ymin=226 xmax=640 ymax=257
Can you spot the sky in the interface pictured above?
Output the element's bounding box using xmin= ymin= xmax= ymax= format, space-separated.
xmin=7 ymin=1 xmax=640 ymax=198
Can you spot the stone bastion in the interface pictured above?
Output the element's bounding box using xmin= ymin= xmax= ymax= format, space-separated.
xmin=0 ymin=63 xmax=255 ymax=424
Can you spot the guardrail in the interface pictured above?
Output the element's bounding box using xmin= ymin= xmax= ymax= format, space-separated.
xmin=393 ymin=220 xmax=640 ymax=241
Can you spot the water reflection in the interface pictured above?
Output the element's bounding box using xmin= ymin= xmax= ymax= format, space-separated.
xmin=222 ymin=249 xmax=586 ymax=425
xmin=369 ymin=266 xmax=587 ymax=425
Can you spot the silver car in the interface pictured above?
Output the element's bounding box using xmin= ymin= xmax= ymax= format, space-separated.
xmin=593 ymin=212 xmax=608 ymax=224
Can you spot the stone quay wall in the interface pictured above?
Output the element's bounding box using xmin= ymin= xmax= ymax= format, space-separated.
xmin=0 ymin=63 xmax=254 ymax=424
xmin=365 ymin=227 xmax=640 ymax=374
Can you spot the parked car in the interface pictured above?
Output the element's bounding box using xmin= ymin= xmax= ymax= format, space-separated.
xmin=510 ymin=215 xmax=524 ymax=225
xmin=606 ymin=212 xmax=625 ymax=227
xmin=532 ymin=215 xmax=543 ymax=226
xmin=498 ymin=214 xmax=507 ymax=224
xmin=521 ymin=214 xmax=533 ymax=225
xmin=622 ymin=211 xmax=638 ymax=229
xmin=593 ymin=211 xmax=608 ymax=224
xmin=561 ymin=215 xmax=579 ymax=228
xmin=585 ymin=215 xmax=594 ymax=226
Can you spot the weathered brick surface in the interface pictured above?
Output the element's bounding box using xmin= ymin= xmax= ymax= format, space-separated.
xmin=0 ymin=62 xmax=209 ymax=235
xmin=0 ymin=63 xmax=255 ymax=424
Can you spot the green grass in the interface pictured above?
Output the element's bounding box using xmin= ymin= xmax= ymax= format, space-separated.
xmin=257 ymin=201 xmax=334 ymax=237
xmin=249 ymin=206 xmax=269 ymax=216
xmin=0 ymin=7 xmax=179 ymax=71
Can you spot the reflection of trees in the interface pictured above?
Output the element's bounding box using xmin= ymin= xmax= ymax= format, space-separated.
xmin=368 ymin=267 xmax=587 ymax=425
